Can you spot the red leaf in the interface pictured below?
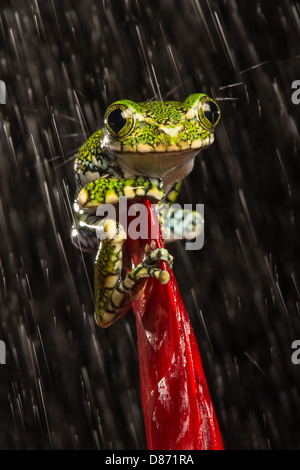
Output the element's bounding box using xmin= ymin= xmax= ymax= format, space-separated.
xmin=127 ymin=199 xmax=223 ymax=450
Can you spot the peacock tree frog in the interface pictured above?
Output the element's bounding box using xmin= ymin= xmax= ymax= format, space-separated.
xmin=71 ymin=93 xmax=220 ymax=327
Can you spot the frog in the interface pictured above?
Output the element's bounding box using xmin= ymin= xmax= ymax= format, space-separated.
xmin=71 ymin=93 xmax=220 ymax=328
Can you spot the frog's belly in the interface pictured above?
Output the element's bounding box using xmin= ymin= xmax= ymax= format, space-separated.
xmin=115 ymin=150 xmax=200 ymax=188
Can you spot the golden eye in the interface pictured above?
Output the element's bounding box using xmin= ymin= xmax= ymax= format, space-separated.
xmin=105 ymin=103 xmax=134 ymax=137
xmin=198 ymin=97 xmax=220 ymax=130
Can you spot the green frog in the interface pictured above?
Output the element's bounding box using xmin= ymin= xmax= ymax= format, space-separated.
xmin=71 ymin=93 xmax=220 ymax=327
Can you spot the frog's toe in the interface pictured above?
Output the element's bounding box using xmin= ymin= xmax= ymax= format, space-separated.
xmin=143 ymin=267 xmax=170 ymax=284
xmin=98 ymin=219 xmax=127 ymax=244
xmin=144 ymin=247 xmax=173 ymax=268
xmin=150 ymin=240 xmax=157 ymax=251
xmin=155 ymin=269 xmax=170 ymax=284
xmin=144 ymin=240 xmax=158 ymax=255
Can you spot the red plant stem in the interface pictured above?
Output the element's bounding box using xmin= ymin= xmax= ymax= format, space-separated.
xmin=126 ymin=198 xmax=223 ymax=450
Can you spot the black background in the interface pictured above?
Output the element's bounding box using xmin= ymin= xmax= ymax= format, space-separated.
xmin=0 ymin=0 xmax=300 ymax=450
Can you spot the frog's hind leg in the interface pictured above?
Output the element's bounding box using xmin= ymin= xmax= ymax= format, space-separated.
xmin=94 ymin=219 xmax=173 ymax=328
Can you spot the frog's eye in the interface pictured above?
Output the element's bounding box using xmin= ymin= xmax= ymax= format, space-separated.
xmin=198 ymin=97 xmax=220 ymax=130
xmin=105 ymin=103 xmax=134 ymax=138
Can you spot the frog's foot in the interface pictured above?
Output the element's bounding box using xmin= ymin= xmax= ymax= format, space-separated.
xmin=119 ymin=245 xmax=173 ymax=301
xmin=136 ymin=244 xmax=173 ymax=285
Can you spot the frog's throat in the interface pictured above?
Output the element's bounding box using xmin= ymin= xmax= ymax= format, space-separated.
xmin=111 ymin=149 xmax=202 ymax=188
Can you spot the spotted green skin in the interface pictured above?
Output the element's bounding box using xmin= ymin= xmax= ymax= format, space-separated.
xmin=103 ymin=94 xmax=213 ymax=153
xmin=72 ymin=93 xmax=220 ymax=327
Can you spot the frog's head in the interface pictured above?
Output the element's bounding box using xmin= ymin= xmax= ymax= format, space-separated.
xmin=103 ymin=93 xmax=220 ymax=187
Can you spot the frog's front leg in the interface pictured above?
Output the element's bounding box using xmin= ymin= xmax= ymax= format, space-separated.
xmin=94 ymin=219 xmax=173 ymax=328
xmin=78 ymin=176 xmax=165 ymax=209
xmin=72 ymin=176 xmax=165 ymax=252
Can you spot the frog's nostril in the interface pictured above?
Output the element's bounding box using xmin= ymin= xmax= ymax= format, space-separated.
xmin=160 ymin=125 xmax=183 ymax=137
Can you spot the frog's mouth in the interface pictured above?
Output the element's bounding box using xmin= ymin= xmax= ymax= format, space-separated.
xmin=110 ymin=147 xmax=208 ymax=188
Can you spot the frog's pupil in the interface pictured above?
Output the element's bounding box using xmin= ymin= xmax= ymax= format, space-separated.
xmin=204 ymin=101 xmax=219 ymax=125
xmin=107 ymin=108 xmax=127 ymax=134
